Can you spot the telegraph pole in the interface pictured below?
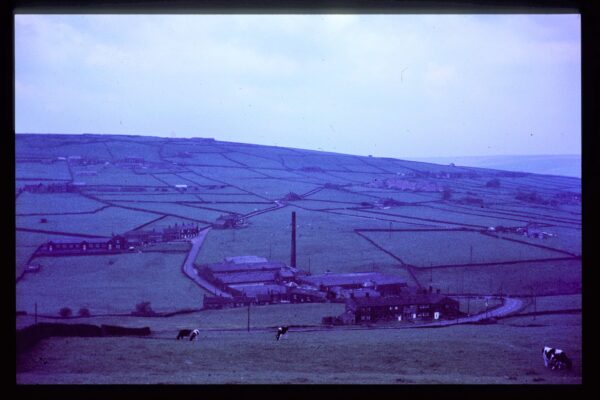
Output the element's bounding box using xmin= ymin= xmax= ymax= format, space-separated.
xmin=34 ymin=302 xmax=38 ymax=325
xmin=469 ymin=245 xmax=473 ymax=264
xmin=247 ymin=302 xmax=250 ymax=332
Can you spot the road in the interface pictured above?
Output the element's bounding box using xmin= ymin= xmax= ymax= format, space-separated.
xmin=181 ymin=227 xmax=232 ymax=298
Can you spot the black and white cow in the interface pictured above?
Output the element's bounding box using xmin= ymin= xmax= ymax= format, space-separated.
xmin=177 ymin=329 xmax=200 ymax=341
xmin=275 ymin=326 xmax=289 ymax=341
xmin=543 ymin=346 xmax=572 ymax=370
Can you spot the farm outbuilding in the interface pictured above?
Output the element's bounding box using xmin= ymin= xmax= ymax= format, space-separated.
xmin=36 ymin=235 xmax=128 ymax=256
xmin=298 ymin=272 xmax=407 ymax=296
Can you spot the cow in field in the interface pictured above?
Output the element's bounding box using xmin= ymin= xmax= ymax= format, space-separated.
xmin=177 ymin=329 xmax=200 ymax=341
xmin=275 ymin=326 xmax=289 ymax=341
xmin=543 ymin=346 xmax=572 ymax=370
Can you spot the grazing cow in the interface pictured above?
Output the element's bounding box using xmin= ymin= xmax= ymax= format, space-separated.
xmin=177 ymin=329 xmax=200 ymax=341
xmin=543 ymin=346 xmax=572 ymax=370
xmin=276 ymin=326 xmax=289 ymax=341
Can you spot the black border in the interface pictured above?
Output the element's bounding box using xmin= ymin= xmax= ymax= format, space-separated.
xmin=5 ymin=0 xmax=596 ymax=398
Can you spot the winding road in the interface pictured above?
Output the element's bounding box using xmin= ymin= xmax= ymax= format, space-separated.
xmin=181 ymin=227 xmax=232 ymax=298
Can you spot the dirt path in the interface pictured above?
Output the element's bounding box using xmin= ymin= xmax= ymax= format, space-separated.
xmin=181 ymin=228 xmax=232 ymax=298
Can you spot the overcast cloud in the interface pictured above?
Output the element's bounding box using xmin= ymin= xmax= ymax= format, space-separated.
xmin=15 ymin=14 xmax=580 ymax=158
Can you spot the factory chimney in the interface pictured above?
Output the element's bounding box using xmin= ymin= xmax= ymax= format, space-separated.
xmin=291 ymin=211 xmax=297 ymax=267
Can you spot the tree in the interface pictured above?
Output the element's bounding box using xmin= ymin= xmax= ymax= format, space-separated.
xmin=78 ymin=307 xmax=91 ymax=317
xmin=133 ymin=301 xmax=156 ymax=316
xmin=59 ymin=307 xmax=72 ymax=318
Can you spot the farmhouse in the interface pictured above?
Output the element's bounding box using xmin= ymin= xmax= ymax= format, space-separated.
xmin=36 ymin=235 xmax=129 ymax=256
xmin=162 ymin=223 xmax=200 ymax=240
xmin=123 ymin=229 xmax=164 ymax=246
xmin=213 ymin=213 xmax=247 ymax=229
xmin=346 ymin=292 xmax=459 ymax=323
xmin=124 ymin=223 xmax=200 ymax=244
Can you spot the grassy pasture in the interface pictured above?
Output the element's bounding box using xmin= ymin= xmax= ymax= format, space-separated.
xmin=16 ymin=231 xmax=90 ymax=277
xmin=109 ymin=201 xmax=222 ymax=223
xmin=196 ymin=207 xmax=413 ymax=278
xmin=105 ymin=141 xmax=162 ymax=161
xmin=362 ymin=230 xmax=567 ymax=267
xmin=190 ymin=166 xmax=268 ymax=181
xmin=192 ymin=193 xmax=268 ymax=202
xmin=16 ymin=252 xmax=207 ymax=315
xmin=185 ymin=202 xmax=274 ymax=215
xmin=352 ymin=189 xmax=442 ymax=203
xmin=17 ymin=138 xmax=113 ymax=159
xmin=518 ymin=294 xmax=581 ymax=313
xmin=17 ymin=206 xmax=159 ymax=236
xmin=222 ymin=151 xmax=287 ymax=169
xmin=230 ymin=178 xmax=321 ymax=199
xmin=16 ymin=162 xmax=72 ymax=180
xmin=305 ymin=188 xmax=381 ymax=203
xmin=258 ymin=168 xmax=314 ymax=180
xmin=72 ymin=166 xmax=168 ymax=186
xmin=413 ymin=259 xmax=581 ymax=296
xmin=16 ymin=192 xmax=106 ymax=215
xmin=366 ymin=205 xmax=531 ymax=228
xmin=170 ymin=152 xmax=241 ymax=167
xmin=93 ymin=193 xmax=203 ymax=202
xmin=16 ymin=315 xmax=581 ymax=384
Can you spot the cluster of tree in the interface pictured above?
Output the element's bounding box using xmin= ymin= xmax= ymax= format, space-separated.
xmin=515 ymin=190 xmax=548 ymax=205
xmin=131 ymin=301 xmax=157 ymax=317
xmin=58 ymin=307 xmax=91 ymax=318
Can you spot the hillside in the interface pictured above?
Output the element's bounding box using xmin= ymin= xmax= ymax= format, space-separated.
xmin=15 ymin=133 xmax=581 ymax=314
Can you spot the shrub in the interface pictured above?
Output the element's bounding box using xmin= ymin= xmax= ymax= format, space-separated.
xmin=39 ymin=218 xmax=48 ymax=223
xmin=133 ymin=301 xmax=156 ymax=316
xmin=78 ymin=308 xmax=91 ymax=317
xmin=59 ymin=307 xmax=73 ymax=318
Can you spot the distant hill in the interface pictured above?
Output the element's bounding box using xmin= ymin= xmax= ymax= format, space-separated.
xmin=405 ymin=155 xmax=581 ymax=178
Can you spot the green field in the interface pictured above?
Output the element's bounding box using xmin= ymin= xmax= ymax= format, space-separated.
xmin=17 ymin=206 xmax=159 ymax=236
xmin=362 ymin=230 xmax=567 ymax=267
xmin=16 ymin=192 xmax=106 ymax=215
xmin=413 ymin=259 xmax=581 ymax=296
xmin=16 ymin=161 xmax=72 ymax=180
xmin=197 ymin=206 xmax=414 ymax=279
xmin=16 ymin=252 xmax=207 ymax=315
xmin=15 ymin=134 xmax=582 ymax=384
xmin=16 ymin=314 xmax=581 ymax=384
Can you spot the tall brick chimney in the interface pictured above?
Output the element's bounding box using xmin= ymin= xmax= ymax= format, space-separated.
xmin=291 ymin=211 xmax=296 ymax=267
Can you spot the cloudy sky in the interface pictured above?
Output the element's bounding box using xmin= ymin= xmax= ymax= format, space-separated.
xmin=15 ymin=14 xmax=580 ymax=159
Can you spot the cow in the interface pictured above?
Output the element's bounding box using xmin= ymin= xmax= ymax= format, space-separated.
xmin=177 ymin=329 xmax=200 ymax=341
xmin=275 ymin=326 xmax=289 ymax=341
xmin=543 ymin=346 xmax=572 ymax=370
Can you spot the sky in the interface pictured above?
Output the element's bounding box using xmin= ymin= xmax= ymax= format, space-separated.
xmin=15 ymin=14 xmax=581 ymax=159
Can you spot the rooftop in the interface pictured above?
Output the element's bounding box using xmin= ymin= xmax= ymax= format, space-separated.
xmin=201 ymin=261 xmax=287 ymax=274
xmin=224 ymin=255 xmax=268 ymax=264
xmin=347 ymin=293 xmax=458 ymax=307
xmin=299 ymin=272 xmax=407 ymax=288
xmin=214 ymin=271 xmax=278 ymax=284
